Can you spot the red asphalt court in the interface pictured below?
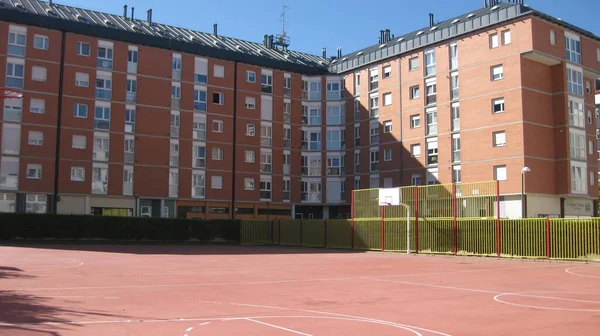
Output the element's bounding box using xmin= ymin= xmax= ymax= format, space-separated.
xmin=0 ymin=245 xmax=599 ymax=336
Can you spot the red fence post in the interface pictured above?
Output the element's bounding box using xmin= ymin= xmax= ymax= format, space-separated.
xmin=351 ymin=190 xmax=355 ymax=249
xmin=381 ymin=206 xmax=385 ymax=252
xmin=452 ymin=183 xmax=458 ymax=255
xmin=414 ymin=186 xmax=419 ymax=253
xmin=496 ymin=180 xmax=501 ymax=258
xmin=546 ymin=217 xmax=551 ymax=260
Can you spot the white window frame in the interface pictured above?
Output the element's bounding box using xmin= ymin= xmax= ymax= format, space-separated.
xmin=492 ymin=98 xmax=505 ymax=114
xmin=28 ymin=130 xmax=43 ymax=146
xmin=211 ymin=175 xmax=223 ymax=189
xmin=489 ymin=33 xmax=499 ymax=49
xmin=212 ymin=147 xmax=223 ymax=160
xmin=31 ymin=66 xmax=47 ymax=82
xmin=77 ymin=41 xmax=91 ymax=56
xmin=26 ymin=164 xmax=42 ymax=179
xmin=212 ymin=120 xmax=224 ymax=133
xmin=75 ymin=72 xmax=89 ymax=87
xmin=501 ymin=30 xmax=511 ymax=45
xmin=71 ymin=167 xmax=85 ymax=182
xmin=244 ymin=178 xmax=255 ymax=191
xmin=72 ymin=135 xmax=86 ymax=149
xmin=411 ymin=144 xmax=421 ymax=158
xmin=491 ymin=64 xmax=504 ymax=81
xmin=34 ymin=35 xmax=49 ymax=50
xmin=493 ymin=165 xmax=507 ymax=181
xmin=493 ymin=131 xmax=506 ymax=147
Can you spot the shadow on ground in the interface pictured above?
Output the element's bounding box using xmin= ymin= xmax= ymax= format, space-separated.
xmin=0 ymin=268 xmax=133 ymax=335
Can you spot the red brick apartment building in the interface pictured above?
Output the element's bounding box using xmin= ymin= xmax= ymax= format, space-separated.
xmin=0 ymin=0 xmax=599 ymax=219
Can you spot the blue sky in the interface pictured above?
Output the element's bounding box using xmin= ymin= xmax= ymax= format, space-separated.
xmin=56 ymin=0 xmax=599 ymax=57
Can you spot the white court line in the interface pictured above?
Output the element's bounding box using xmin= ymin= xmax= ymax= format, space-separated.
xmin=198 ymin=322 xmax=210 ymax=326
xmin=565 ymin=266 xmax=600 ymax=280
xmin=186 ymin=327 xmax=194 ymax=331
xmin=245 ymin=318 xmax=313 ymax=336
xmin=5 ymin=263 xmax=570 ymax=292
xmin=230 ymin=303 xmax=292 ymax=310
xmin=493 ymin=293 xmax=600 ymax=312
xmin=370 ymin=278 xmax=600 ymax=306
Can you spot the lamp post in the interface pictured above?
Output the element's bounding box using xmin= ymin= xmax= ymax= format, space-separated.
xmin=521 ymin=167 xmax=531 ymax=218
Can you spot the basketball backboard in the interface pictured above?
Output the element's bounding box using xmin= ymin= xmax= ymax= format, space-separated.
xmin=378 ymin=187 xmax=401 ymax=206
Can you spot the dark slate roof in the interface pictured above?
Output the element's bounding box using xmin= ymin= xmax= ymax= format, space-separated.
xmin=329 ymin=1 xmax=600 ymax=74
xmin=0 ymin=0 xmax=332 ymax=75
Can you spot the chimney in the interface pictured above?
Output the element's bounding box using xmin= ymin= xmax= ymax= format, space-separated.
xmin=147 ymin=9 xmax=152 ymax=24
xmin=123 ymin=5 xmax=127 ymax=19
xmin=337 ymin=47 xmax=342 ymax=58
xmin=269 ymin=35 xmax=274 ymax=48
xmin=263 ymin=34 xmax=268 ymax=47
xmin=213 ymin=23 xmax=218 ymax=37
xmin=322 ymin=48 xmax=326 ymax=58
xmin=49 ymin=0 xmax=53 ymax=4
xmin=131 ymin=6 xmax=135 ymax=20
xmin=385 ymin=29 xmax=391 ymax=42
xmin=380 ymin=30 xmax=385 ymax=43
xmin=429 ymin=13 xmax=434 ymax=27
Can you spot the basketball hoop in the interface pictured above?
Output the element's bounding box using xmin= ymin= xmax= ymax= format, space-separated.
xmin=0 ymin=88 xmax=24 ymax=100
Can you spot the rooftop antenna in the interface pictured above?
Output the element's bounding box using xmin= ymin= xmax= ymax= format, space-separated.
xmin=274 ymin=5 xmax=291 ymax=50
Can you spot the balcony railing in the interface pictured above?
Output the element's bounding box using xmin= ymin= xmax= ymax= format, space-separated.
xmin=3 ymin=109 xmax=21 ymax=122
xmin=194 ymin=158 xmax=206 ymax=169
xmin=283 ymin=191 xmax=290 ymax=201
xmin=260 ymin=191 xmax=272 ymax=200
xmin=93 ymin=150 xmax=109 ymax=161
xmin=192 ymin=186 xmax=205 ymax=198
xmin=92 ymin=181 xmax=108 ymax=194
xmin=170 ymin=126 xmax=180 ymax=138
xmin=0 ymin=174 xmax=18 ymax=190
xmin=126 ymin=92 xmax=136 ymax=103
xmin=124 ymin=152 xmax=134 ymax=164
xmin=193 ymin=130 xmax=206 ymax=140
xmin=95 ymin=88 xmax=111 ymax=100
xmin=171 ymin=98 xmax=180 ymax=109
xmin=97 ymin=59 xmax=113 ymax=69
xmin=169 ymin=185 xmax=178 ymax=198
xmin=123 ymin=182 xmax=133 ymax=196
xmin=170 ymin=155 xmax=179 ymax=167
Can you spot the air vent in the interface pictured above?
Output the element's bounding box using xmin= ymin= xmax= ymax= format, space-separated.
xmin=490 ymin=5 xmax=499 ymax=11
xmin=46 ymin=8 xmax=57 ymax=16
xmin=357 ymin=51 xmax=364 ymax=56
xmin=467 ymin=13 xmax=475 ymax=18
xmin=342 ymin=57 xmax=348 ymax=61
xmin=190 ymin=35 xmax=198 ymax=42
xmin=397 ymin=37 xmax=405 ymax=42
xmin=430 ymin=26 xmax=438 ymax=31
xmin=416 ymin=31 xmax=424 ymax=36
xmin=104 ymin=19 xmax=114 ymax=26
xmin=213 ymin=40 xmax=220 ymax=46
xmin=379 ymin=44 xmax=386 ymax=48
xmin=15 ymin=3 xmax=25 ymax=10
xmin=452 ymin=19 xmax=460 ymax=24
xmin=331 ymin=59 xmax=337 ymax=64
xmin=256 ymin=49 xmax=262 ymax=54
xmin=131 ymin=24 xmax=140 ymax=30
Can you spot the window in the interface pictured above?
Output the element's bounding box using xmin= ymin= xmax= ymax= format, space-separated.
xmin=261 ymin=72 xmax=273 ymax=94
xmin=124 ymin=137 xmax=134 ymax=163
xmin=126 ymin=78 xmax=137 ymax=103
xmin=244 ymin=178 xmax=255 ymax=191
xmin=491 ymin=65 xmax=504 ymax=81
xmin=77 ymin=42 xmax=90 ymax=56
xmin=411 ymin=144 xmax=421 ymax=157
xmin=326 ymin=156 xmax=344 ymax=175
xmin=451 ymin=103 xmax=460 ymax=131
xmin=194 ymin=88 xmax=207 ymax=111
xmin=568 ymin=99 xmax=585 ymax=127
xmin=125 ymin=108 xmax=135 ymax=133
xmin=26 ymin=164 xmax=42 ymax=179
xmin=8 ymin=29 xmax=26 ymax=56
xmin=567 ymin=67 xmax=584 ymax=96
xmin=97 ymin=45 xmax=113 ymax=69
xmin=565 ymin=33 xmax=581 ymax=64
xmin=302 ymin=130 xmax=322 ymax=151
xmin=191 ymin=171 xmax=205 ymax=198
xmin=93 ymin=135 xmax=109 ymax=161
xmin=71 ymin=167 xmax=85 ymax=182
xmin=95 ymin=76 xmax=112 ymax=100
xmin=427 ymin=168 xmax=439 ymax=185
xmin=31 ymin=66 xmax=47 ymax=82
xmin=127 ymin=47 xmax=138 ymax=73
xmin=213 ymin=92 xmax=224 ymax=105
xmin=6 ymin=62 xmax=25 ymax=89
xmin=409 ymin=57 xmax=419 ymax=71
xmin=169 ymin=170 xmax=179 ymax=197
xmin=28 ymin=131 xmax=43 ymax=146
xmin=94 ymin=105 xmax=111 ymax=130
xmin=171 ymin=84 xmax=181 ymax=108
xmin=354 ymin=73 xmax=360 ymax=95
xmin=214 ymin=65 xmax=225 ymax=78
xmin=72 ymin=135 xmax=86 ymax=149
xmin=492 ymin=98 xmax=505 ymax=114
xmin=246 ymin=124 xmax=255 ymax=136
xmin=370 ymin=150 xmax=379 ymax=172
xmin=1 ymin=124 xmax=20 ymax=155
xmin=193 ymin=144 xmax=206 ymax=168
xmin=92 ymin=166 xmax=109 ymax=193
xmin=452 ymin=134 xmax=461 ymax=162
xmin=369 ymin=95 xmax=379 ymax=117
xmin=34 ymin=35 xmax=49 ymax=50
xmin=73 ymin=103 xmax=88 ymax=118
xmin=425 ymin=81 xmax=437 ymax=105
xmin=192 ymin=114 xmax=207 ymax=141
xmin=309 ymin=81 xmax=321 ymax=100
xmin=4 ymin=98 xmax=22 ymax=121
xmin=410 ymin=85 xmax=420 ymax=99
xmin=489 ymin=33 xmax=499 ymax=49
xmin=383 ymin=92 xmax=392 ymax=106
xmin=589 ymin=140 xmax=594 ymax=156
xmin=411 ymin=174 xmax=422 ymax=186
xmin=301 ymin=181 xmax=322 ymax=202
xmin=369 ymin=68 xmax=379 ymax=91
xmin=570 ymin=162 xmax=586 ymax=194
xmin=284 ymin=75 xmax=291 ymax=97
xmin=170 ymin=111 xmax=180 ymax=137
xmin=75 ymin=72 xmax=89 ymax=87
xmin=550 ymin=30 xmax=556 ymax=46
xmin=426 ymin=138 xmax=438 ymax=165
xmin=260 ymin=152 xmax=272 ymax=173
xmin=450 ymin=72 xmax=459 ymax=100
xmin=425 ymin=50 xmax=436 ymax=76
xmin=383 ymin=66 xmax=391 ymax=78
xmin=326 ymin=106 xmax=343 ymax=125
xmin=493 ymin=131 xmax=506 ymax=147
xmin=384 ymin=148 xmax=392 ymax=161
xmin=245 ymin=150 xmax=255 ymax=163
xmin=261 ymin=124 xmax=272 ymax=146
xmin=326 ymin=82 xmax=341 ymax=100
xmin=245 ymin=96 xmax=256 ymax=109
xmin=502 ymin=30 xmax=511 ymax=45
xmin=426 ymin=109 xmax=437 ymax=136
xmin=260 ymin=178 xmax=271 ymax=200
xmin=588 ymin=110 xmax=593 ymax=124
xmin=246 ymin=71 xmax=256 ymax=83
xmin=384 ymin=120 xmax=392 ymax=133
xmin=170 ymin=140 xmax=179 ymax=166
xmin=211 ymin=175 xmax=223 ymax=189
xmin=0 ymin=157 xmax=19 ymax=190
xmin=370 ymin=122 xmax=379 ymax=145
xmin=449 ymin=42 xmax=458 ymax=70
xmin=123 ymin=166 xmax=133 ymax=196
xmin=212 ymin=120 xmax=223 ymax=133
xmin=284 ymin=127 xmax=291 ymax=148
xmin=212 ymin=147 xmax=223 ymax=160
xmin=194 ymin=57 xmax=208 ymax=84
xmin=172 ymin=55 xmax=182 ymax=80
xmin=493 ymin=165 xmax=507 ymax=181
xmin=283 ymin=179 xmax=291 ymax=201
xmin=410 ymin=114 xmax=421 ymax=128
xmin=326 ymin=129 xmax=344 ymax=150
xmin=591 ymin=172 xmax=595 ymax=186
xmin=452 ymin=165 xmax=462 ymax=183
xmin=569 ymin=130 xmax=586 ymax=160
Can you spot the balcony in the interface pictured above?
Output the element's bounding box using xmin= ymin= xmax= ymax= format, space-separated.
xmin=370 ymin=108 xmax=379 ymax=118
xmin=261 ymin=85 xmax=273 ymax=94
xmin=93 ymin=150 xmax=109 ymax=161
xmin=170 ymin=155 xmax=179 ymax=167
xmin=453 ymin=151 xmax=461 ymax=163
xmin=193 ymin=130 xmax=206 ymax=141
xmin=260 ymin=191 xmax=272 ymax=200
xmin=301 ymin=192 xmax=321 ymax=202
xmin=170 ymin=126 xmax=180 ymax=138
xmin=194 ymin=74 xmax=207 ymax=84
xmin=426 ymin=124 xmax=438 ymax=136
xmin=3 ymin=109 xmax=21 ymax=122
xmin=284 ymin=88 xmax=291 ymax=97
xmin=171 ymin=98 xmax=180 ymax=109
xmin=369 ymin=81 xmax=378 ymax=92
xmin=126 ymin=92 xmax=136 ymax=103
xmin=370 ymin=162 xmax=379 ymax=172
xmin=194 ymin=102 xmax=207 ymax=112
xmin=261 ymin=138 xmax=272 ymax=147
xmin=283 ymin=164 xmax=290 ymax=175
xmin=96 ymin=59 xmax=113 ymax=69
xmin=283 ymin=191 xmax=290 ymax=201
xmin=92 ymin=181 xmax=108 ymax=194
xmin=283 ymin=139 xmax=290 ymax=148
xmin=169 ymin=185 xmax=178 ymax=198
xmin=452 ymin=119 xmax=460 ymax=131
xmin=124 ymin=152 xmax=134 ymax=164
xmin=192 ymin=186 xmax=205 ymax=198
xmin=172 ymin=69 xmax=181 ymax=81
xmin=0 ymin=174 xmax=18 ymax=190
xmin=283 ymin=114 xmax=291 ymax=122
xmin=194 ymin=158 xmax=206 ymax=169
xmin=95 ymin=88 xmax=111 ymax=100
xmin=127 ymin=62 xmax=137 ymax=74
xmin=426 ymin=94 xmax=437 ymax=106
xmin=94 ymin=120 xmax=110 ymax=131
xmin=5 ymin=77 xmax=23 ymax=89
xmin=260 ymin=165 xmax=272 ymax=173
xmin=123 ymin=182 xmax=133 ymax=196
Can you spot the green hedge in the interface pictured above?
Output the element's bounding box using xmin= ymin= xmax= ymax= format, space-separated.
xmin=0 ymin=213 xmax=240 ymax=243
